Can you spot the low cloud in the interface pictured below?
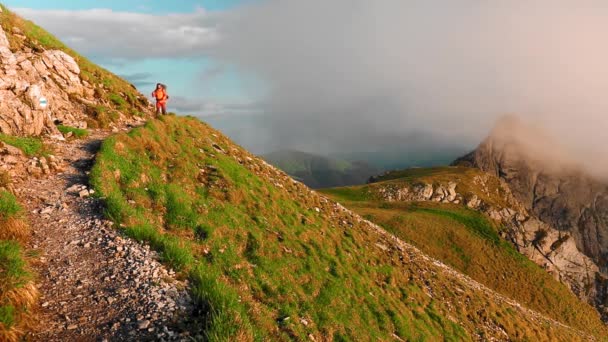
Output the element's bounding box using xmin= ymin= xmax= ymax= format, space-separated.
xmin=118 ymin=72 xmax=155 ymax=88
xmin=212 ymin=0 xmax=608 ymax=171
xmin=13 ymin=2 xmax=608 ymax=174
xmin=170 ymin=96 xmax=261 ymax=116
xmin=13 ymin=7 xmax=220 ymax=59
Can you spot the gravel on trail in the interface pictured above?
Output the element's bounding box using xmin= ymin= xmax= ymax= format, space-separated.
xmin=15 ymin=129 xmax=196 ymax=341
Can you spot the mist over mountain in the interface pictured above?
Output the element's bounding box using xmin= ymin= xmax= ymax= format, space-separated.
xmin=212 ymin=0 xmax=608 ymax=174
xmin=455 ymin=117 xmax=608 ymax=314
xmin=263 ymin=150 xmax=379 ymax=188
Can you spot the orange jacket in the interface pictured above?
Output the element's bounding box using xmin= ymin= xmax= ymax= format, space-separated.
xmin=152 ymin=88 xmax=168 ymax=103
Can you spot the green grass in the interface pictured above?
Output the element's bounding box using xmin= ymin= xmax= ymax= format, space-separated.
xmin=0 ymin=241 xmax=30 ymax=292
xmin=322 ymin=176 xmax=607 ymax=337
xmin=0 ymin=305 xmax=15 ymax=329
xmin=109 ymin=93 xmax=127 ymax=109
xmin=0 ymin=192 xmax=21 ymax=220
xmin=57 ymin=125 xmax=89 ymax=139
xmin=0 ymin=240 xmax=33 ymax=337
xmin=0 ymin=190 xmax=36 ymax=341
xmin=90 ymin=115 xmax=608 ymax=341
xmin=0 ymin=134 xmax=45 ymax=156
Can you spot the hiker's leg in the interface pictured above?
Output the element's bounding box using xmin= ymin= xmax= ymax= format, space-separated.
xmin=155 ymin=102 xmax=161 ymax=115
xmin=161 ymin=103 xmax=167 ymax=115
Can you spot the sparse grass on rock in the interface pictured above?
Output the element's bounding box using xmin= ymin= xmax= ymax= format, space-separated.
xmin=57 ymin=125 xmax=89 ymax=139
xmin=0 ymin=134 xmax=46 ymax=157
xmin=91 ymin=115 xmax=608 ymax=341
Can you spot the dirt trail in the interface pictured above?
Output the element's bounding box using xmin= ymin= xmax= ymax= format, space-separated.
xmin=14 ymin=128 xmax=194 ymax=341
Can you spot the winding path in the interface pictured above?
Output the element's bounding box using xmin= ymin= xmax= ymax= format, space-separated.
xmin=14 ymin=128 xmax=194 ymax=341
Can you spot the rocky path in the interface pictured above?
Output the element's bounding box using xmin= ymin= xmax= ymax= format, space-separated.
xmin=14 ymin=129 xmax=194 ymax=341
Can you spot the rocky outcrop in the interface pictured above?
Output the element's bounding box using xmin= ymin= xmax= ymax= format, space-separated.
xmin=372 ymin=175 xmax=603 ymax=311
xmin=453 ymin=117 xmax=608 ymax=319
xmin=0 ymin=24 xmax=96 ymax=136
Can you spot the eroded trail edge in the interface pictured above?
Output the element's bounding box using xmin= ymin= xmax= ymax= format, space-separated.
xmin=15 ymin=130 xmax=193 ymax=341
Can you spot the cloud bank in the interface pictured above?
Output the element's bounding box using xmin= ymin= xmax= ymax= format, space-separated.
xmin=13 ymin=2 xmax=608 ymax=174
xmin=212 ymin=0 xmax=608 ymax=171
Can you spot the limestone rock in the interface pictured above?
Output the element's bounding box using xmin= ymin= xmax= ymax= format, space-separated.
xmin=454 ymin=116 xmax=608 ymax=320
xmin=0 ymin=24 xmax=97 ymax=136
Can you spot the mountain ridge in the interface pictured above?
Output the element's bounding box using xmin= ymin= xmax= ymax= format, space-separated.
xmin=454 ymin=116 xmax=608 ymax=320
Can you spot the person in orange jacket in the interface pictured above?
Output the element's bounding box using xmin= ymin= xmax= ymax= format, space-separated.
xmin=151 ymin=83 xmax=169 ymax=115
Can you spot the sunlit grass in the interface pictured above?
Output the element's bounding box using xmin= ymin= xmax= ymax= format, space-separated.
xmin=91 ymin=115 xmax=608 ymax=340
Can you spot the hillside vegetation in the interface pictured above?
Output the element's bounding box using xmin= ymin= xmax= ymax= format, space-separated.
xmin=322 ymin=167 xmax=608 ymax=337
xmin=0 ymin=175 xmax=37 ymax=342
xmin=91 ymin=115 xmax=607 ymax=341
xmin=0 ymin=4 xmax=150 ymax=127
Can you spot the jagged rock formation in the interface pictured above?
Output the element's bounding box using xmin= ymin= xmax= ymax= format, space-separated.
xmin=454 ymin=117 xmax=608 ymax=318
xmin=370 ymin=173 xmax=600 ymax=305
xmin=0 ymin=12 xmax=151 ymax=137
xmin=0 ymin=25 xmax=94 ymax=135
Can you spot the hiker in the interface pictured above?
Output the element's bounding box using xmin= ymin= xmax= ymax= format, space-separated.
xmin=151 ymin=83 xmax=169 ymax=115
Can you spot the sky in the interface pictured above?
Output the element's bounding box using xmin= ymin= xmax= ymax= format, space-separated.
xmin=5 ymin=1 xmax=608 ymax=175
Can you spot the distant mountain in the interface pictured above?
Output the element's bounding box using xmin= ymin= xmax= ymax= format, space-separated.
xmin=263 ymin=150 xmax=380 ymax=188
xmin=325 ymin=131 xmax=471 ymax=171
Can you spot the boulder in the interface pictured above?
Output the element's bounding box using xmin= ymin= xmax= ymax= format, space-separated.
xmin=0 ymin=24 xmax=95 ymax=136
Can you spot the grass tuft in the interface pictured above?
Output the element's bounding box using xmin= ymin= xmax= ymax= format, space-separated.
xmin=57 ymin=125 xmax=89 ymax=139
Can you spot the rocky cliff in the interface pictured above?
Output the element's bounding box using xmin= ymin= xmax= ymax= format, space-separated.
xmin=0 ymin=6 xmax=150 ymax=136
xmin=454 ymin=117 xmax=608 ymax=317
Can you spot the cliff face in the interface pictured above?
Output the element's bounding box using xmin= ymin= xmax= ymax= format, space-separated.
xmin=0 ymin=6 xmax=152 ymax=136
xmin=0 ymin=24 xmax=94 ymax=136
xmin=455 ymin=117 xmax=608 ymax=313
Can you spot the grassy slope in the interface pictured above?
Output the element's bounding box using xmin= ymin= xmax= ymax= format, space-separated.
xmin=321 ymin=167 xmax=607 ymax=337
xmin=0 ymin=177 xmax=37 ymax=342
xmin=0 ymin=5 xmax=150 ymax=128
xmin=91 ymin=115 xmax=607 ymax=341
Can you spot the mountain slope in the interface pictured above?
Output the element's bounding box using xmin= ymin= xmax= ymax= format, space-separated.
xmin=263 ymin=150 xmax=380 ymax=188
xmin=454 ymin=117 xmax=608 ymax=319
xmin=322 ymin=166 xmax=607 ymax=335
xmin=91 ymin=115 xmax=608 ymax=340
